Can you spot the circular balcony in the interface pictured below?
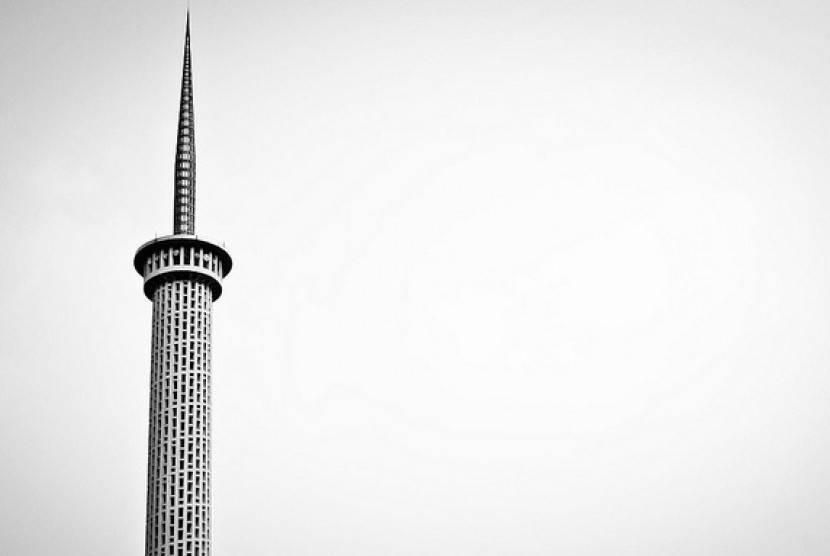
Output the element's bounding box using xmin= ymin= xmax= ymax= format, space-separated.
xmin=134 ymin=235 xmax=232 ymax=300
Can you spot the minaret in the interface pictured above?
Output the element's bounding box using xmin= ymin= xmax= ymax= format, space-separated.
xmin=134 ymin=13 xmax=231 ymax=556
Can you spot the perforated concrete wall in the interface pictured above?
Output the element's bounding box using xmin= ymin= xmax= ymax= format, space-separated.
xmin=145 ymin=278 xmax=213 ymax=556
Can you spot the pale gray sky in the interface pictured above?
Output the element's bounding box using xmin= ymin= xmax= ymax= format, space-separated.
xmin=2 ymin=1 xmax=830 ymax=554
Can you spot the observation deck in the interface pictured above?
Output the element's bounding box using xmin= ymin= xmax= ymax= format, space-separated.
xmin=134 ymin=234 xmax=232 ymax=300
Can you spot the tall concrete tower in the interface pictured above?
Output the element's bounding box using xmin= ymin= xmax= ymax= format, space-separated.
xmin=134 ymin=13 xmax=232 ymax=556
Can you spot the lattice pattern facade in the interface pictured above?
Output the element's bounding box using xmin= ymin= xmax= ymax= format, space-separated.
xmin=146 ymin=278 xmax=213 ymax=556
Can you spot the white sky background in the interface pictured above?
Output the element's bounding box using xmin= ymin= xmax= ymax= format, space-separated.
xmin=2 ymin=0 xmax=830 ymax=554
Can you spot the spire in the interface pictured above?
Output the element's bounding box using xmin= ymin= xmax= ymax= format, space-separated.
xmin=173 ymin=11 xmax=195 ymax=235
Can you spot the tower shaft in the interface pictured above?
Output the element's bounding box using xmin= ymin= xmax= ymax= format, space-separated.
xmin=146 ymin=278 xmax=213 ymax=556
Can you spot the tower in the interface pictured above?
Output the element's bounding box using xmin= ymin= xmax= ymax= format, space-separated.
xmin=134 ymin=13 xmax=232 ymax=556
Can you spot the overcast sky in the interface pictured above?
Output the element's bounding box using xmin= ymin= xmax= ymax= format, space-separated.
xmin=2 ymin=1 xmax=830 ymax=554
